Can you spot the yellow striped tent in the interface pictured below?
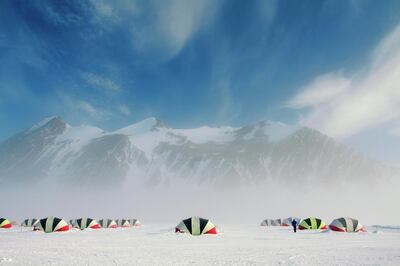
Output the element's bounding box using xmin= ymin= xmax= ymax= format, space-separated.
xmin=175 ymin=217 xmax=217 ymax=235
xmin=34 ymin=217 xmax=69 ymax=233
xmin=298 ymin=217 xmax=327 ymax=230
xmin=0 ymin=218 xmax=12 ymax=228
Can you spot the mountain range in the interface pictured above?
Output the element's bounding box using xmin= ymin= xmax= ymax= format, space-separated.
xmin=0 ymin=116 xmax=396 ymax=188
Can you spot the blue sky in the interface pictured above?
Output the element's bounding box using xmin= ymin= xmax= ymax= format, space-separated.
xmin=1 ymin=0 xmax=400 ymax=163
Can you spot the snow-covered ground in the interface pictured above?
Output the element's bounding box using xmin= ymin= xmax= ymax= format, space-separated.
xmin=1 ymin=224 xmax=400 ymax=265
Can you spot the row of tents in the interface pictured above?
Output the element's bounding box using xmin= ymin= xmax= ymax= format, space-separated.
xmin=0 ymin=217 xmax=140 ymax=233
xmin=1 ymin=216 xmax=365 ymax=234
xmin=260 ymin=217 xmax=366 ymax=232
xmin=1 ymin=216 xmax=217 ymax=235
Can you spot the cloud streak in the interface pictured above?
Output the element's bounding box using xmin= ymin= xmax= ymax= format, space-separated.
xmin=139 ymin=0 xmax=220 ymax=60
xmin=81 ymin=72 xmax=120 ymax=92
xmin=118 ymin=104 xmax=131 ymax=116
xmin=88 ymin=0 xmax=222 ymax=61
xmin=61 ymin=94 xmax=111 ymax=121
xmin=288 ymin=23 xmax=400 ymax=139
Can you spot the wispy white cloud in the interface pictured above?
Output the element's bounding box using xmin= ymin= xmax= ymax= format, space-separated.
xmin=141 ymin=0 xmax=220 ymax=60
xmin=118 ymin=104 xmax=131 ymax=116
xmin=34 ymin=2 xmax=84 ymax=27
xmin=349 ymin=0 xmax=365 ymax=14
xmin=287 ymin=72 xmax=351 ymax=109
xmin=61 ymin=94 xmax=111 ymax=121
xmin=213 ymin=79 xmax=242 ymax=123
xmin=0 ymin=84 xmax=32 ymax=103
xmin=256 ymin=0 xmax=278 ymax=23
xmin=90 ymin=0 xmax=115 ymax=18
xmin=89 ymin=0 xmax=139 ymax=24
xmin=288 ymin=23 xmax=400 ymax=139
xmin=89 ymin=0 xmax=222 ymax=61
xmin=81 ymin=72 xmax=120 ymax=92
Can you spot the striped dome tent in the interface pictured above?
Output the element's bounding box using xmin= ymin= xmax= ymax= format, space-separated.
xmin=0 ymin=218 xmax=12 ymax=228
xmin=298 ymin=217 xmax=327 ymax=230
xmin=282 ymin=217 xmax=301 ymax=226
xmin=260 ymin=219 xmax=272 ymax=226
xmin=175 ymin=217 xmax=217 ymax=235
xmin=128 ymin=219 xmax=141 ymax=227
xmin=260 ymin=219 xmax=281 ymax=226
xmin=21 ymin=218 xmax=38 ymax=227
xmin=75 ymin=218 xmax=100 ymax=230
xmin=34 ymin=217 xmax=69 ymax=233
xmin=329 ymin=217 xmax=365 ymax=232
xmin=116 ymin=219 xmax=131 ymax=228
xmin=99 ymin=219 xmax=117 ymax=229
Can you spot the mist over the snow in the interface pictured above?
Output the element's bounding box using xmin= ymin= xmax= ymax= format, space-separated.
xmin=1 ymin=176 xmax=399 ymax=226
xmin=1 ymin=117 xmax=399 ymax=226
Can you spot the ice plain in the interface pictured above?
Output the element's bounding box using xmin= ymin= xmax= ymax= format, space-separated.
xmin=1 ymin=224 xmax=400 ymax=265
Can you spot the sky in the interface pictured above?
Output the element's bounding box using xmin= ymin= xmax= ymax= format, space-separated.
xmin=1 ymin=0 xmax=400 ymax=164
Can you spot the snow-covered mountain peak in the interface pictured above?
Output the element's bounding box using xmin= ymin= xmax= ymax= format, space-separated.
xmin=25 ymin=116 xmax=68 ymax=134
xmin=173 ymin=125 xmax=237 ymax=144
xmin=115 ymin=117 xmax=166 ymax=136
xmin=1 ymin=116 xmax=397 ymax=188
xmin=57 ymin=124 xmax=104 ymax=143
xmin=290 ymin=126 xmax=332 ymax=141
xmin=236 ymin=120 xmax=299 ymax=142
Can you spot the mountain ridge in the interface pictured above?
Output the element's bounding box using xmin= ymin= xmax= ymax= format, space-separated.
xmin=0 ymin=116 xmax=397 ymax=188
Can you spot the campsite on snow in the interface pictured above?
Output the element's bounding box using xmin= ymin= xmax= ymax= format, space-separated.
xmin=1 ymin=216 xmax=400 ymax=265
xmin=2 ymin=0 xmax=400 ymax=265
xmin=1 ymin=76 xmax=400 ymax=266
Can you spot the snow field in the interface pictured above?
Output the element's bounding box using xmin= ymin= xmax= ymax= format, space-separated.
xmin=1 ymin=224 xmax=400 ymax=265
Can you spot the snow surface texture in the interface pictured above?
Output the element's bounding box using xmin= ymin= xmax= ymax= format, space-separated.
xmin=1 ymin=225 xmax=399 ymax=265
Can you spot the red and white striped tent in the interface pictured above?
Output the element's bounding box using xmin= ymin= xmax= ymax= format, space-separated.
xmin=175 ymin=217 xmax=218 ymax=235
xmin=99 ymin=219 xmax=117 ymax=228
xmin=75 ymin=218 xmax=101 ymax=230
xmin=129 ymin=219 xmax=141 ymax=227
xmin=0 ymin=218 xmax=12 ymax=229
xmin=34 ymin=217 xmax=69 ymax=233
xmin=116 ymin=219 xmax=140 ymax=227
xmin=116 ymin=219 xmax=131 ymax=227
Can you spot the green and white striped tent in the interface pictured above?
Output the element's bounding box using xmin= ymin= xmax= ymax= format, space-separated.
xmin=21 ymin=218 xmax=38 ymax=227
xmin=329 ymin=217 xmax=365 ymax=232
xmin=260 ymin=219 xmax=282 ymax=226
xmin=298 ymin=217 xmax=327 ymax=230
xmin=116 ymin=219 xmax=131 ymax=227
xmin=175 ymin=217 xmax=217 ymax=235
xmin=34 ymin=217 xmax=69 ymax=233
xmin=99 ymin=219 xmax=117 ymax=228
xmin=75 ymin=218 xmax=100 ymax=230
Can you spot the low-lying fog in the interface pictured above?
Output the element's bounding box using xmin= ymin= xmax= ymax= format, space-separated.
xmin=1 ymin=175 xmax=399 ymax=226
